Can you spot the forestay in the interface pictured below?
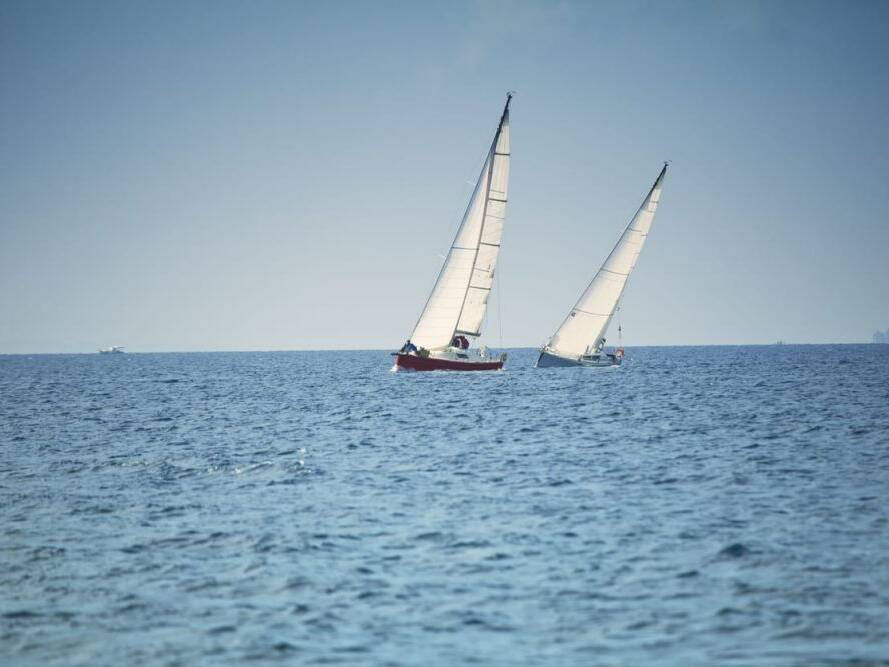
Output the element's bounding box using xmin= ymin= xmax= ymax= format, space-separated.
xmin=547 ymin=164 xmax=667 ymax=359
xmin=410 ymin=96 xmax=511 ymax=350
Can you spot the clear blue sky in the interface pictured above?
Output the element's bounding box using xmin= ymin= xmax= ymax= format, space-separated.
xmin=1 ymin=1 xmax=887 ymax=353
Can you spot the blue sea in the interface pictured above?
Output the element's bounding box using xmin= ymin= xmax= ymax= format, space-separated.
xmin=2 ymin=345 xmax=889 ymax=666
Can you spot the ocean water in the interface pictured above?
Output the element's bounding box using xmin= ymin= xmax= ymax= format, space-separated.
xmin=2 ymin=345 xmax=889 ymax=666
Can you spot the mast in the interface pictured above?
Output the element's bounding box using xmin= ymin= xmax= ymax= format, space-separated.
xmin=408 ymin=94 xmax=513 ymax=350
xmin=545 ymin=163 xmax=667 ymax=360
xmin=453 ymin=93 xmax=511 ymax=339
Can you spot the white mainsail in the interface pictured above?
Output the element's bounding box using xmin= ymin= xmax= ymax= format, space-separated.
xmin=546 ymin=164 xmax=667 ymax=359
xmin=409 ymin=96 xmax=512 ymax=350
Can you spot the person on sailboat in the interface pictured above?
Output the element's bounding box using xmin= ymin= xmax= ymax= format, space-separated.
xmin=400 ymin=340 xmax=418 ymax=354
xmin=451 ymin=335 xmax=469 ymax=350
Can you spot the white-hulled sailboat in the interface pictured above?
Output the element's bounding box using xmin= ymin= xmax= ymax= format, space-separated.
xmin=536 ymin=163 xmax=667 ymax=368
xmin=394 ymin=94 xmax=512 ymax=371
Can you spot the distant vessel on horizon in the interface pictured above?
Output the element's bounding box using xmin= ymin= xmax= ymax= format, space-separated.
xmin=98 ymin=346 xmax=125 ymax=354
xmin=536 ymin=163 xmax=668 ymax=368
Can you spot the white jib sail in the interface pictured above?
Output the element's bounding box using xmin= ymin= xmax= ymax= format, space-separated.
xmin=409 ymin=97 xmax=511 ymax=350
xmin=547 ymin=164 xmax=667 ymax=359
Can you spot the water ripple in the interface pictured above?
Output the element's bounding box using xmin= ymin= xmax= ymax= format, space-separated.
xmin=1 ymin=346 xmax=889 ymax=664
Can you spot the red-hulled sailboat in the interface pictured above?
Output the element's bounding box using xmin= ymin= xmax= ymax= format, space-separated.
xmin=393 ymin=95 xmax=512 ymax=372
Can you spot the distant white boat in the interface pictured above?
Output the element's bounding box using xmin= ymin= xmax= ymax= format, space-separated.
xmin=98 ymin=346 xmax=125 ymax=354
xmin=536 ymin=164 xmax=668 ymax=368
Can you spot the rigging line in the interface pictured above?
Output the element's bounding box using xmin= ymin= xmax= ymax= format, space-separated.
xmin=451 ymin=96 xmax=510 ymax=342
xmin=617 ymin=304 xmax=623 ymax=344
xmin=497 ymin=255 xmax=504 ymax=349
xmin=494 ymin=97 xmax=511 ymax=355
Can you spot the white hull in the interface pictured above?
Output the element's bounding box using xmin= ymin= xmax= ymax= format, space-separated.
xmin=536 ymin=349 xmax=621 ymax=368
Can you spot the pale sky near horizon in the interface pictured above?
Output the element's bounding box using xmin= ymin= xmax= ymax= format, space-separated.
xmin=1 ymin=1 xmax=888 ymax=353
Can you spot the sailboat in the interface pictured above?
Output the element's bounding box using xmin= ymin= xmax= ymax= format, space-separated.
xmin=394 ymin=95 xmax=512 ymax=371
xmin=536 ymin=163 xmax=668 ymax=368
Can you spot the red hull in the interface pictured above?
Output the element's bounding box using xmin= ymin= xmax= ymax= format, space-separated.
xmin=395 ymin=353 xmax=504 ymax=372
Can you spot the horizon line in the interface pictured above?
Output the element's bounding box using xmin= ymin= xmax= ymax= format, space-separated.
xmin=1 ymin=342 xmax=885 ymax=356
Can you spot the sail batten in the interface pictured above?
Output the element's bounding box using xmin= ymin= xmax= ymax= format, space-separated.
xmin=546 ymin=164 xmax=667 ymax=360
xmin=409 ymin=96 xmax=512 ymax=350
